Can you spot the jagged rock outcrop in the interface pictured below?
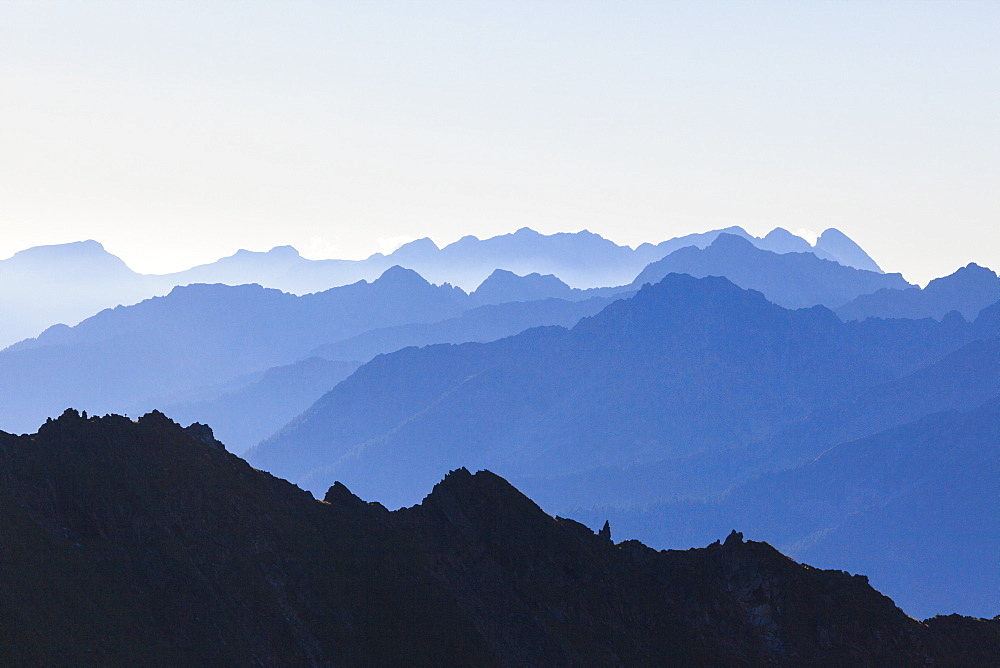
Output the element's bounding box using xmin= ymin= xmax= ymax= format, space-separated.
xmin=0 ymin=410 xmax=995 ymax=665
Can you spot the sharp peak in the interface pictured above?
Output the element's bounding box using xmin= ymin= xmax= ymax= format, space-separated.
xmin=393 ymin=237 xmax=439 ymax=250
xmin=423 ymin=468 xmax=530 ymax=505
xmin=375 ymin=265 xmax=431 ymax=284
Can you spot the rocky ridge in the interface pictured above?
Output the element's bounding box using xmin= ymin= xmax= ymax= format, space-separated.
xmin=0 ymin=409 xmax=995 ymax=665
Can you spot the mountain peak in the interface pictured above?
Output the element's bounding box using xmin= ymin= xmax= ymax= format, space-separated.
xmin=956 ymin=262 xmax=997 ymax=278
xmin=759 ymin=227 xmax=814 ymax=255
xmin=763 ymin=227 xmax=795 ymax=240
xmin=9 ymin=239 xmax=108 ymax=260
xmin=390 ymin=237 xmax=439 ymax=255
xmin=421 ymin=467 xmax=549 ymax=534
xmin=471 ymin=268 xmax=573 ymax=305
xmin=710 ymin=232 xmax=759 ymax=250
xmin=374 ymin=265 xmax=432 ymax=287
xmin=267 ymin=245 xmax=301 ymax=257
xmin=3 ymin=239 xmax=137 ymax=278
xmin=816 ymin=228 xmax=883 ymax=273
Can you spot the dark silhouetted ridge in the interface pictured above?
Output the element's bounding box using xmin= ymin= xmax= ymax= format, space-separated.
xmin=0 ymin=411 xmax=995 ymax=664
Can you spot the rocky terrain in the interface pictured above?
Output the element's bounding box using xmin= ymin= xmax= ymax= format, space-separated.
xmin=0 ymin=409 xmax=996 ymax=665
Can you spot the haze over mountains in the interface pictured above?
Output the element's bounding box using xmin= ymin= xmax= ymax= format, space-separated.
xmin=0 ymin=225 xmax=882 ymax=349
xmin=836 ymin=262 xmax=1000 ymax=321
xmin=1 ymin=410 xmax=995 ymax=665
xmin=1 ymin=222 xmax=997 ymax=631
xmin=247 ymin=274 xmax=1000 ymax=618
xmin=0 ymin=228 xmax=903 ymax=447
xmin=633 ymin=233 xmax=909 ymax=309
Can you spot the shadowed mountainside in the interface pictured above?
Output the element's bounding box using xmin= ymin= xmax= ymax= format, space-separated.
xmin=0 ymin=409 xmax=993 ymax=665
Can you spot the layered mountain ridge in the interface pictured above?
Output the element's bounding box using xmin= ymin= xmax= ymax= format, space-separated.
xmin=246 ymin=273 xmax=1000 ymax=617
xmin=0 ymin=225 xmax=880 ymax=349
xmin=0 ymin=409 xmax=994 ymax=665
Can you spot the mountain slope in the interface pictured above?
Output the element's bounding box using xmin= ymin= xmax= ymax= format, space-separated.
xmin=814 ymin=228 xmax=883 ymax=273
xmin=0 ymin=409 xmax=993 ymax=664
xmin=309 ymin=296 xmax=619 ymax=363
xmin=160 ymin=357 xmax=361 ymax=456
xmin=248 ymin=273 xmax=978 ymax=509
xmin=573 ymin=395 xmax=1000 ymax=619
xmin=0 ymin=267 xmax=468 ymax=434
xmin=633 ymin=233 xmax=909 ymax=309
xmin=836 ymin=262 xmax=1000 ymax=322
xmin=0 ymin=240 xmax=153 ymax=348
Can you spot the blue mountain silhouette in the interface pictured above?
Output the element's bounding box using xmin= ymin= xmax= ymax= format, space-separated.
xmin=247 ymin=273 xmax=989 ymax=508
xmin=837 ymin=262 xmax=1000 ymax=321
xmin=0 ymin=226 xmax=883 ymax=349
xmin=0 ymin=267 xmax=467 ymax=433
xmin=632 ymin=234 xmax=908 ymax=309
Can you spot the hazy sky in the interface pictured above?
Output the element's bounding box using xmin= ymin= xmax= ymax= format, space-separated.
xmin=1 ymin=1 xmax=997 ymax=285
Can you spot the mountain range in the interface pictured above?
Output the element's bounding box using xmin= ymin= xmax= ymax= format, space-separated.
xmin=570 ymin=388 xmax=1000 ymax=620
xmin=0 ymin=233 xmax=906 ymax=443
xmin=0 ymin=267 xmax=467 ymax=435
xmin=632 ymin=233 xmax=909 ymax=309
xmin=1 ymin=409 xmax=994 ymax=665
xmin=2 ymin=223 xmax=996 ymax=628
xmin=246 ymin=273 xmax=1000 ymax=617
xmin=836 ymin=262 xmax=1000 ymax=321
xmin=0 ymin=225 xmax=881 ymax=349
xmin=249 ymin=273 xmax=991 ymax=500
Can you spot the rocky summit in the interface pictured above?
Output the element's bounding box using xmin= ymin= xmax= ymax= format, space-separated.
xmin=0 ymin=409 xmax=996 ymax=665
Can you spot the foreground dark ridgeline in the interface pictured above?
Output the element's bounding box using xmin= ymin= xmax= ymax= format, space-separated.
xmin=0 ymin=411 xmax=996 ymax=665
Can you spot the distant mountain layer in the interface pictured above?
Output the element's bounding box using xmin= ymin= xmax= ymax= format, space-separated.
xmin=0 ymin=267 xmax=468 ymax=434
xmin=836 ymin=262 xmax=1000 ymax=321
xmin=0 ymin=409 xmax=994 ymax=664
xmin=0 ymin=240 xmax=155 ymax=350
xmin=570 ymin=391 xmax=1000 ymax=620
xmin=248 ymin=273 xmax=990 ymax=509
xmin=309 ymin=295 xmax=620 ymax=364
xmin=5 ymin=227 xmax=911 ymax=439
xmin=166 ymin=225 xmax=883 ymax=293
xmin=633 ymin=233 xmax=910 ymax=309
xmin=246 ymin=275 xmax=1000 ymax=617
xmin=0 ymin=226 xmax=880 ymax=348
xmin=0 ymin=259 xmax=639 ymax=436
xmin=160 ymin=357 xmax=361 ymax=456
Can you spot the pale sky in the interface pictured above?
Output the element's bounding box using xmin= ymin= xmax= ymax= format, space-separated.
xmin=1 ymin=1 xmax=997 ymax=285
